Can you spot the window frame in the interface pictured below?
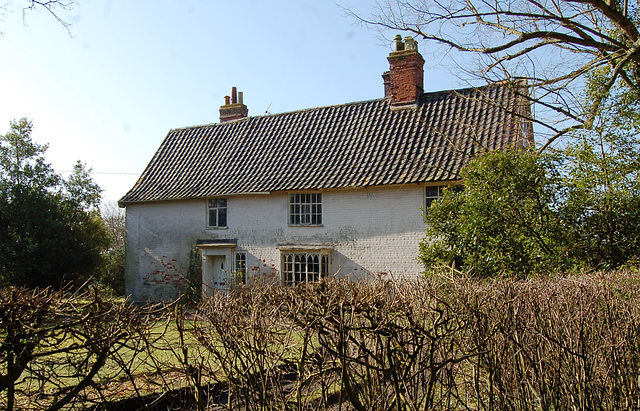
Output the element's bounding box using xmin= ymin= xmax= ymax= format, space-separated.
xmin=207 ymin=197 xmax=228 ymax=229
xmin=234 ymin=251 xmax=247 ymax=286
xmin=425 ymin=184 xmax=462 ymax=208
xmin=425 ymin=186 xmax=445 ymax=208
xmin=288 ymin=192 xmax=323 ymax=226
xmin=281 ymin=252 xmax=330 ymax=286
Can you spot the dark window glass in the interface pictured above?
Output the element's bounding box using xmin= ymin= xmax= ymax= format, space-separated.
xmin=425 ymin=185 xmax=463 ymax=208
xmin=289 ymin=192 xmax=322 ymax=225
xmin=282 ymin=252 xmax=330 ymax=286
xmin=218 ymin=208 xmax=227 ymax=227
xmin=425 ymin=186 xmax=443 ymax=208
xmin=425 ymin=186 xmax=440 ymax=198
xmin=208 ymin=198 xmax=228 ymax=227
xmin=234 ymin=252 xmax=246 ymax=285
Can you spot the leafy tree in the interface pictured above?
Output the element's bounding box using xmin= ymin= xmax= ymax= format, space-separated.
xmin=0 ymin=118 xmax=109 ymax=288
xmin=0 ymin=118 xmax=59 ymax=191
xmin=98 ymin=201 xmax=126 ymax=295
xmin=420 ymin=149 xmax=570 ymax=277
xmin=561 ymin=69 xmax=640 ymax=267
xmin=66 ymin=160 xmax=103 ymax=211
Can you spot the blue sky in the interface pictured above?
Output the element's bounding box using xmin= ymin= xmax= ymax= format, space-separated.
xmin=0 ymin=1 xmax=458 ymax=202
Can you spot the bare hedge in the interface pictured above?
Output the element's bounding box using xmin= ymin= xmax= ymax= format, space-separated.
xmin=0 ymin=286 xmax=156 ymax=410
xmin=1 ymin=271 xmax=640 ymax=409
xmin=195 ymin=272 xmax=640 ymax=410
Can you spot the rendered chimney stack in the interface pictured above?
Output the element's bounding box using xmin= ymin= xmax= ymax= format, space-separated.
xmin=220 ymin=86 xmax=249 ymax=122
xmin=383 ymin=35 xmax=425 ymax=105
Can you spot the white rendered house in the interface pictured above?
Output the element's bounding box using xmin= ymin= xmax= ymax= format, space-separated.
xmin=119 ymin=36 xmax=533 ymax=303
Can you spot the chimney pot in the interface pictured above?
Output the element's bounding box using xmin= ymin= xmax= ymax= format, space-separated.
xmin=404 ymin=36 xmax=418 ymax=50
xmin=393 ymin=34 xmax=403 ymax=51
xmin=238 ymin=91 xmax=243 ymax=105
xmin=224 ymin=95 xmax=230 ymax=105
xmin=231 ymin=87 xmax=238 ymax=104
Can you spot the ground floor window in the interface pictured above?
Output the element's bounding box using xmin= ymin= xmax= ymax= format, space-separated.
xmin=234 ymin=251 xmax=247 ymax=285
xmin=282 ymin=253 xmax=329 ymax=286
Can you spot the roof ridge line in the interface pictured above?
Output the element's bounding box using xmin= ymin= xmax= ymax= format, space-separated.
xmin=167 ymin=82 xmax=522 ymax=133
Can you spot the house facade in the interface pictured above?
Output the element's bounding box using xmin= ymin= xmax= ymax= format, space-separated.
xmin=119 ymin=35 xmax=533 ymax=303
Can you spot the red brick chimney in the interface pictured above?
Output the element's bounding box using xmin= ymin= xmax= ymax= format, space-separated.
xmin=383 ymin=35 xmax=425 ymax=105
xmin=219 ymin=87 xmax=248 ymax=122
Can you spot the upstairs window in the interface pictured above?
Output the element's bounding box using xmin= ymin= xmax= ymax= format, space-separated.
xmin=289 ymin=192 xmax=322 ymax=225
xmin=425 ymin=185 xmax=462 ymax=207
xmin=282 ymin=252 xmax=329 ymax=286
xmin=425 ymin=186 xmax=445 ymax=208
xmin=208 ymin=198 xmax=227 ymax=228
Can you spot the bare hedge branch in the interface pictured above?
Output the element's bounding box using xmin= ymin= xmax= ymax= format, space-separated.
xmin=2 ymin=272 xmax=639 ymax=409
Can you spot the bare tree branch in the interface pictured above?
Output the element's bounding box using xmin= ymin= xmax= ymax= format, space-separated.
xmin=348 ymin=0 xmax=640 ymax=150
xmin=2 ymin=0 xmax=78 ymax=35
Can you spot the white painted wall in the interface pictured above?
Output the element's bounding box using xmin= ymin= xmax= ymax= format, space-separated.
xmin=124 ymin=184 xmax=428 ymax=302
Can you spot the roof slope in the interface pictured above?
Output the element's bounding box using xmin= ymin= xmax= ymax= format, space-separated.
xmin=120 ymin=84 xmax=530 ymax=204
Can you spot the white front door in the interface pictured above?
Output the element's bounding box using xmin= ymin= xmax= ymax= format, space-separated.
xmin=211 ymin=255 xmax=227 ymax=291
xmin=202 ymin=255 xmax=228 ymax=296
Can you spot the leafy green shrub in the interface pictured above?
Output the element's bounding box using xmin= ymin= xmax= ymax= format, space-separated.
xmin=100 ymin=245 xmax=125 ymax=295
xmin=421 ymin=142 xmax=640 ymax=277
xmin=420 ymin=149 xmax=571 ymax=277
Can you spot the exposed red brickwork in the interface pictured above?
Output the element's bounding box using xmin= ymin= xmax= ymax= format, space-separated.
xmin=382 ymin=71 xmax=392 ymax=98
xmin=385 ymin=48 xmax=425 ymax=105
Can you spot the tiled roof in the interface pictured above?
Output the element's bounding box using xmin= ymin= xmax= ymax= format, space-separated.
xmin=119 ymin=83 xmax=531 ymax=204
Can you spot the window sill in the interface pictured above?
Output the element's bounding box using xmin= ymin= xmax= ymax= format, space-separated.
xmin=206 ymin=226 xmax=229 ymax=230
xmin=288 ymin=224 xmax=324 ymax=228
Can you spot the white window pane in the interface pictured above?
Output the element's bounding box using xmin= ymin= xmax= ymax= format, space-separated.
xmin=282 ymin=252 xmax=330 ymax=286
